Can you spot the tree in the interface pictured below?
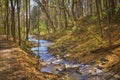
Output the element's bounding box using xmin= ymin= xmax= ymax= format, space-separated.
xmin=95 ymin=0 xmax=103 ymax=39
xmin=105 ymin=0 xmax=112 ymax=45
xmin=6 ymin=0 xmax=10 ymax=39
xmin=17 ymin=0 xmax=21 ymax=45
xmin=25 ymin=0 xmax=29 ymax=40
xmin=10 ymin=0 xmax=16 ymax=42
xmin=34 ymin=0 xmax=56 ymax=32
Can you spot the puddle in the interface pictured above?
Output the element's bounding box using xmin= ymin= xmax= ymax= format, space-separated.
xmin=29 ymin=35 xmax=120 ymax=80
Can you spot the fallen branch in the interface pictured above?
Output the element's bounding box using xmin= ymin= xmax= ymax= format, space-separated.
xmin=106 ymin=71 xmax=119 ymax=80
xmin=90 ymin=43 xmax=120 ymax=53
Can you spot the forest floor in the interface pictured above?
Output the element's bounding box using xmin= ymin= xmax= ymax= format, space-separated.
xmin=0 ymin=35 xmax=57 ymax=80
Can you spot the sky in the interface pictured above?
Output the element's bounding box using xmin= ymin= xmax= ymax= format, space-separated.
xmin=30 ymin=0 xmax=38 ymax=9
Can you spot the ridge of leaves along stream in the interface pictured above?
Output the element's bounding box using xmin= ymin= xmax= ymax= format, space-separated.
xmin=29 ymin=35 xmax=120 ymax=80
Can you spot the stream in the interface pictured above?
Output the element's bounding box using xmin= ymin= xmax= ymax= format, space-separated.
xmin=29 ymin=35 xmax=119 ymax=80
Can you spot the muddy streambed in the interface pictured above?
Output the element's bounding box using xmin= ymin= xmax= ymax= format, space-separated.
xmin=29 ymin=35 xmax=119 ymax=80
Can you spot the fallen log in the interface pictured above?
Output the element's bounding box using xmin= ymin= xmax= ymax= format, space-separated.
xmin=90 ymin=43 xmax=120 ymax=53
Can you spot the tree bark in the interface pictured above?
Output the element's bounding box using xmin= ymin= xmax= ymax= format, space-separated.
xmin=25 ymin=0 xmax=29 ymax=40
xmin=6 ymin=0 xmax=10 ymax=39
xmin=17 ymin=0 xmax=21 ymax=45
xmin=95 ymin=0 xmax=103 ymax=39
xmin=10 ymin=0 xmax=16 ymax=42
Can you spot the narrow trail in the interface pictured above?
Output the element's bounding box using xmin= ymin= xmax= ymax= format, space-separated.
xmin=0 ymin=35 xmax=46 ymax=80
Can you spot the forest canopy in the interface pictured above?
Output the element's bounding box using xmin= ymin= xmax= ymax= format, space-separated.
xmin=0 ymin=0 xmax=120 ymax=46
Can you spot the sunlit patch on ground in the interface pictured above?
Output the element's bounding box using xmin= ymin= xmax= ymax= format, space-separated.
xmin=0 ymin=36 xmax=57 ymax=80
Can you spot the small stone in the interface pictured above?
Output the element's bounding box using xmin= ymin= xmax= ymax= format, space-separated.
xmin=96 ymin=66 xmax=103 ymax=70
xmin=100 ymin=58 xmax=109 ymax=62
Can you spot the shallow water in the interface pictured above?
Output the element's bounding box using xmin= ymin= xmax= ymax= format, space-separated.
xmin=29 ymin=35 xmax=119 ymax=80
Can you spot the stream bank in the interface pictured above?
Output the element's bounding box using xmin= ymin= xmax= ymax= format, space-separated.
xmin=29 ymin=35 xmax=120 ymax=80
xmin=44 ymin=30 xmax=120 ymax=78
xmin=0 ymin=35 xmax=56 ymax=80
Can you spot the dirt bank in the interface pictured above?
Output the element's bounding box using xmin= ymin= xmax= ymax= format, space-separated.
xmin=45 ymin=29 xmax=120 ymax=77
xmin=0 ymin=35 xmax=57 ymax=80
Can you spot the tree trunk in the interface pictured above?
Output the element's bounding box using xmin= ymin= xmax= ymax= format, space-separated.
xmin=105 ymin=0 xmax=112 ymax=46
xmin=36 ymin=0 xmax=56 ymax=32
xmin=95 ymin=0 xmax=103 ymax=39
xmin=25 ymin=0 xmax=29 ymax=40
xmin=17 ymin=0 xmax=21 ymax=45
xmin=62 ymin=0 xmax=68 ymax=29
xmin=10 ymin=0 xmax=16 ymax=42
xmin=6 ymin=0 xmax=10 ymax=39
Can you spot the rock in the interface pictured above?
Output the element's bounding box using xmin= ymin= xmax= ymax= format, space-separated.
xmin=100 ymin=58 xmax=109 ymax=62
xmin=89 ymin=60 xmax=96 ymax=65
xmin=64 ymin=64 xmax=71 ymax=69
xmin=96 ymin=66 xmax=103 ymax=70
xmin=63 ymin=54 xmax=70 ymax=57
xmin=56 ymin=68 xmax=62 ymax=71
